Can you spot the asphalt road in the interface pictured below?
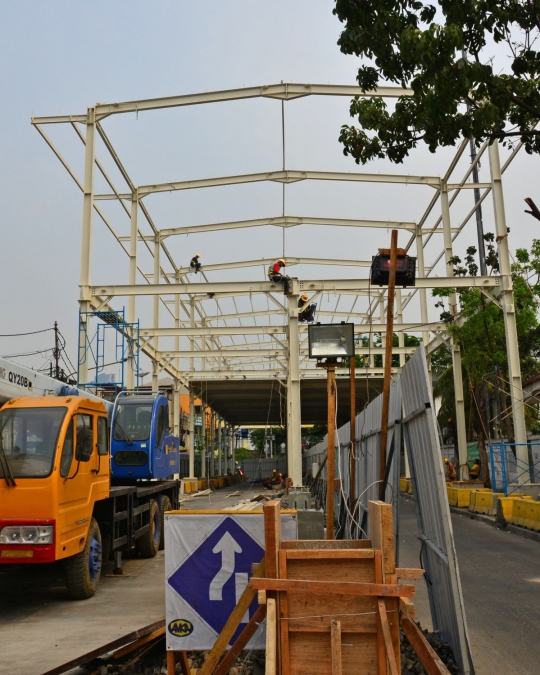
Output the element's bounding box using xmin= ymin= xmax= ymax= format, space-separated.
xmin=399 ymin=497 xmax=540 ymax=675
xmin=0 ymin=485 xmax=538 ymax=675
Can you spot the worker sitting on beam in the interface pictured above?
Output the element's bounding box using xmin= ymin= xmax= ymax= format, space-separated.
xmin=190 ymin=253 xmax=202 ymax=272
xmin=298 ymin=294 xmax=317 ymax=322
xmin=267 ymin=258 xmax=291 ymax=293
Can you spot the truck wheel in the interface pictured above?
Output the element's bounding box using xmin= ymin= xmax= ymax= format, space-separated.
xmin=64 ymin=518 xmax=102 ymax=600
xmin=136 ymin=499 xmax=160 ymax=558
xmin=158 ymin=495 xmax=172 ymax=551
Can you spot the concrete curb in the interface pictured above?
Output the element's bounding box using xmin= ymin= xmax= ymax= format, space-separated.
xmin=400 ymin=492 xmax=540 ymax=543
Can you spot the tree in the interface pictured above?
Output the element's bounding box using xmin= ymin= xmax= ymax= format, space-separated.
xmin=334 ymin=0 xmax=540 ymax=164
xmin=432 ymin=237 xmax=540 ymax=455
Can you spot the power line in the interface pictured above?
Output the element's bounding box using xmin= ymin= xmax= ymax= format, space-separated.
xmin=1 ymin=347 xmax=54 ymax=359
xmin=0 ymin=328 xmax=54 ymax=337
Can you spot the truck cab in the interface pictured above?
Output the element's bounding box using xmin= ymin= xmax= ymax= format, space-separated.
xmin=110 ymin=392 xmax=179 ymax=480
xmin=0 ymin=396 xmax=109 ymax=567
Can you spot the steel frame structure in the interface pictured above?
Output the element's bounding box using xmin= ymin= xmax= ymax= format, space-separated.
xmin=32 ymin=82 xmax=528 ymax=483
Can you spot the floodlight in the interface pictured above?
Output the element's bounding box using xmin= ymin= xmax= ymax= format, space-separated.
xmin=308 ymin=323 xmax=355 ymax=359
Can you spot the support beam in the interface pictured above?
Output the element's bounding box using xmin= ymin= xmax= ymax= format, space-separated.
xmin=489 ymin=142 xmax=528 ymax=458
xmin=126 ymin=191 xmax=138 ymax=390
xmin=287 ymin=284 xmax=302 ymax=486
xmin=189 ymin=387 xmax=195 ymax=479
xmin=78 ymin=107 xmax=96 ymax=386
xmin=152 ymin=235 xmax=160 ymax=391
xmin=441 ymin=185 xmax=468 ymax=479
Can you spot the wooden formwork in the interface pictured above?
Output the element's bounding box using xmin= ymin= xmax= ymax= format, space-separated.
xmin=167 ymin=500 xmax=451 ymax=675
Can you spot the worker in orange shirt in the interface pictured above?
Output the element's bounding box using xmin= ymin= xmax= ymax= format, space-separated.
xmin=444 ymin=457 xmax=457 ymax=482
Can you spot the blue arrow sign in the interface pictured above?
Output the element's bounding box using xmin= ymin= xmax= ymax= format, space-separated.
xmin=167 ymin=517 xmax=264 ymax=643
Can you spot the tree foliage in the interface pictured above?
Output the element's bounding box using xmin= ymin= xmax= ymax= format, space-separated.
xmin=334 ymin=0 xmax=540 ymax=163
xmin=433 ymin=237 xmax=540 ymax=441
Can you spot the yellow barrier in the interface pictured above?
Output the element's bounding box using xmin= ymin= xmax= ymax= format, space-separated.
xmin=507 ymin=498 xmax=540 ymax=531
xmin=448 ymin=487 xmax=472 ymax=508
xmin=469 ymin=490 xmax=504 ymax=516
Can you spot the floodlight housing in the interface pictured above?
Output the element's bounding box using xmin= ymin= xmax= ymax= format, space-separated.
xmin=308 ymin=323 xmax=355 ymax=359
xmin=371 ymin=254 xmax=416 ymax=287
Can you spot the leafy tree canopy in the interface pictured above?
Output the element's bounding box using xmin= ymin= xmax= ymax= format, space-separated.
xmin=334 ymin=0 xmax=540 ymax=163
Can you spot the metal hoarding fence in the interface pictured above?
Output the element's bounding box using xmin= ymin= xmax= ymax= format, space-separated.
xmin=401 ymin=345 xmax=474 ymax=675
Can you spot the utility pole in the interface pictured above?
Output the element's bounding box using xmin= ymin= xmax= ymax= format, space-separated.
xmin=53 ymin=321 xmax=61 ymax=380
xmin=379 ymin=230 xmax=398 ymax=500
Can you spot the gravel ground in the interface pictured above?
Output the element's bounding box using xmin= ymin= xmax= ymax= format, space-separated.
xmin=81 ymin=621 xmax=459 ymax=675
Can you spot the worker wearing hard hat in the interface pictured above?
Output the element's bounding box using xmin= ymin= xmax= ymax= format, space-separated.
xmin=268 ymin=258 xmax=291 ymax=292
xmin=190 ymin=254 xmax=202 ymax=272
xmin=298 ymin=294 xmax=317 ymax=323
xmin=444 ymin=457 xmax=456 ymax=482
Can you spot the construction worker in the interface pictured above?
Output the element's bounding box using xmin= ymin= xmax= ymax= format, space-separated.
xmin=298 ymin=294 xmax=317 ymax=323
xmin=444 ymin=457 xmax=457 ymax=482
xmin=267 ymin=258 xmax=290 ymax=292
xmin=190 ymin=254 xmax=202 ymax=272
xmin=469 ymin=458 xmax=481 ymax=480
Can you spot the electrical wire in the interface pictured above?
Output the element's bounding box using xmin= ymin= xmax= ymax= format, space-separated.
xmin=1 ymin=347 xmax=54 ymax=359
xmin=0 ymin=328 xmax=54 ymax=337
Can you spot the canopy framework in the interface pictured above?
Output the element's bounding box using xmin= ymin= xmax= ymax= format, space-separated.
xmin=32 ymin=82 xmax=528 ymax=482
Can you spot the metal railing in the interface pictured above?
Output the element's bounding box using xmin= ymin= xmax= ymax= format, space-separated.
xmin=489 ymin=443 xmax=540 ymax=495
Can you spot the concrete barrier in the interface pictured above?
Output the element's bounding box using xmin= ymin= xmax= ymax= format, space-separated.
xmin=509 ymin=498 xmax=540 ymax=531
xmin=448 ymin=487 xmax=473 ymax=508
xmin=469 ymin=490 xmax=504 ymax=516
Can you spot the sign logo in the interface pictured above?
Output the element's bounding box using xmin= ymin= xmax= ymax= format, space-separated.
xmin=167 ymin=517 xmax=264 ymax=643
xmin=168 ymin=619 xmax=193 ymax=637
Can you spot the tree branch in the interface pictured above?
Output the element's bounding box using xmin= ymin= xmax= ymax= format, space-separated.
xmin=524 ymin=197 xmax=540 ymax=222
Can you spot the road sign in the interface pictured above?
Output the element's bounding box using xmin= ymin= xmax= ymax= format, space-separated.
xmin=165 ymin=512 xmax=297 ymax=650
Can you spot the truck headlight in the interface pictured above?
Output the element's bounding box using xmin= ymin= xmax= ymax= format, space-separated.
xmin=0 ymin=525 xmax=54 ymax=545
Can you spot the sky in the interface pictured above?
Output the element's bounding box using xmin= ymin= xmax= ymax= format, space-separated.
xmin=1 ymin=1 xmax=538 ymax=380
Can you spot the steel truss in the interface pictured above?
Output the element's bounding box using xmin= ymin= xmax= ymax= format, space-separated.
xmin=32 ymin=82 xmax=528 ymax=482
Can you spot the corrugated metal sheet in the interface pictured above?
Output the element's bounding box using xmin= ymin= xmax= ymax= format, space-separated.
xmin=401 ymin=345 xmax=474 ymax=675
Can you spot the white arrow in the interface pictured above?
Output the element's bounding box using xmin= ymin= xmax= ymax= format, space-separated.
xmin=209 ymin=532 xmax=242 ymax=601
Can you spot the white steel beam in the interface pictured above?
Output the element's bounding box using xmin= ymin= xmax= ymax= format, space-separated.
xmin=287 ymin=283 xmax=302 ymax=485
xmin=159 ymin=216 xmax=417 ymax=238
xmin=94 ymin=169 xmax=445 ymax=200
xmin=489 ymin=142 xmax=528 ymax=457
xmin=90 ymin=275 xmax=501 ymax=298
xmin=32 ymin=84 xmax=413 ymax=125
xmin=173 ymin=257 xmax=374 ymax=275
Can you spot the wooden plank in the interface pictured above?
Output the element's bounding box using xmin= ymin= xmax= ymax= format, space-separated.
xmin=40 ymin=620 xmax=165 ymax=675
xmin=266 ymin=597 xmax=278 ymax=675
xmin=281 ymin=539 xmax=372 ymax=550
xmin=214 ymin=605 xmax=267 ymax=675
xmin=113 ymin=627 xmax=165 ymax=659
xmin=177 ymin=651 xmax=191 ymax=675
xmin=279 ymin=548 xmax=291 ymax=675
xmin=396 ymin=567 xmax=425 ymax=580
xmin=284 ymin=549 xmax=374 ymax=560
xmin=250 ymin=578 xmax=415 ymax=597
xmin=377 ymin=599 xmax=400 ymax=675
xmin=331 ymin=620 xmax=342 ymax=675
xmin=167 ymin=650 xmax=175 ymax=675
xmin=399 ymin=597 xmax=416 ymax=619
xmin=288 ymin=632 xmax=377 ymax=675
xmin=368 ymin=501 xmax=396 ymax=575
xmin=258 ymin=590 xmax=267 ymax=605
xmin=374 ymin=550 xmax=386 ymax=675
xmin=264 ymin=500 xmax=282 ymax=578
xmin=401 ymin=617 xmax=453 ymax=675
xmin=197 ymin=558 xmax=266 ymax=675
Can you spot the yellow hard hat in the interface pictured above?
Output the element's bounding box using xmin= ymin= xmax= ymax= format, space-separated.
xmin=444 ymin=458 xmax=449 ymax=464
xmin=277 ymin=258 xmax=286 ymax=265
xmin=196 ymin=253 xmax=201 ymax=257
xmin=300 ymin=294 xmax=308 ymax=301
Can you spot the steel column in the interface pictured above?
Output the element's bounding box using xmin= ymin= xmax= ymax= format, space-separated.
xmin=126 ymin=191 xmax=138 ymax=389
xmin=201 ymin=402 xmax=206 ymax=478
xmin=189 ymin=387 xmax=195 ymax=478
xmin=441 ymin=185 xmax=468 ymax=478
xmin=415 ymin=229 xmax=430 ymax=349
xmin=217 ymin=415 xmax=222 ymax=476
xmin=152 ymin=235 xmax=160 ymax=391
xmin=489 ymin=142 xmax=528 ymax=459
xmin=78 ymin=107 xmax=96 ymax=386
xmin=396 ymin=289 xmax=405 ymax=368
xmin=172 ymin=380 xmax=180 ymax=438
xmin=287 ymin=286 xmax=302 ymax=485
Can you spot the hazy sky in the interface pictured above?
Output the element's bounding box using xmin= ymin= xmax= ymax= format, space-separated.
xmin=1 ymin=1 xmax=538 ymax=379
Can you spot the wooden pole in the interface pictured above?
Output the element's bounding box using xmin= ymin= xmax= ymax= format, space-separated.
xmin=326 ymin=363 xmax=337 ymax=539
xmin=379 ymin=230 xmax=398 ymax=500
xmin=350 ymin=356 xmax=356 ymax=508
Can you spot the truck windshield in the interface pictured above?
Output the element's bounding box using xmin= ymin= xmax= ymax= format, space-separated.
xmin=0 ymin=407 xmax=67 ymax=479
xmin=113 ymin=400 xmax=153 ymax=442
